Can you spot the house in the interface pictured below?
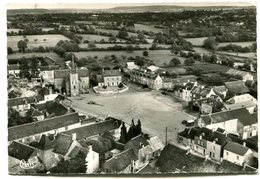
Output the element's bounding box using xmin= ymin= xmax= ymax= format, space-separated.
xmin=103 ymin=148 xmax=137 ymax=173
xmin=97 ymin=69 xmax=122 ymax=87
xmin=224 ymin=94 xmax=257 ymax=113
xmin=182 ymin=82 xmax=197 ymax=101
xmin=8 ymin=141 xmax=37 ymax=162
xmin=223 ymin=142 xmax=254 ymax=166
xmin=126 ymin=62 xmax=139 ymax=71
xmin=177 ymin=127 xmax=200 ymax=147
xmin=224 ymin=81 xmax=249 ymax=96
xmin=130 ymin=68 xmax=163 ymax=90
xmin=213 ymin=85 xmax=228 ymax=98
xmin=61 ymin=119 xmax=121 ymax=141
xmin=191 ymin=86 xmax=220 ymax=101
xmin=124 ymin=135 xmax=154 ymax=170
xmin=226 ymin=69 xmax=254 ymax=82
xmin=8 ymin=95 xmax=44 ymax=112
xmin=192 ymin=97 xmax=224 ymax=114
xmin=198 ymin=108 xmax=257 ymax=139
xmin=8 ymin=112 xmax=80 ymax=142
xmin=8 ymin=64 xmax=20 ymax=76
xmin=26 ymin=107 xmax=44 ymax=121
xmin=172 ymin=75 xmax=197 ymax=85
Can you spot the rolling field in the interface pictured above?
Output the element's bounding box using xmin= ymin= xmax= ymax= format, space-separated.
xmin=73 ymin=50 xmax=190 ymax=66
xmin=218 ymin=41 xmax=255 ymax=47
xmin=185 ymin=37 xmax=208 ymax=46
xmin=7 ymin=52 xmax=66 ymax=67
xmin=7 ymin=34 xmax=69 ymax=50
xmin=134 ymin=23 xmax=164 ymax=33
xmin=7 ymin=28 xmax=22 ymax=33
xmin=187 ymin=63 xmax=230 ymax=73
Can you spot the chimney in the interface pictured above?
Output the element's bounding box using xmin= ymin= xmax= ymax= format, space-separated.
xmin=72 ymin=133 xmax=77 ymax=140
xmin=49 ymin=87 xmax=52 ymax=95
xmin=88 ymin=145 xmax=92 ymax=152
xmin=243 ymin=142 xmax=246 ymax=147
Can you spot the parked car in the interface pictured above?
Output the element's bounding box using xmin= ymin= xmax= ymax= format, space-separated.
xmin=186 ymin=119 xmax=195 ymax=127
xmin=181 ymin=120 xmax=187 ymax=125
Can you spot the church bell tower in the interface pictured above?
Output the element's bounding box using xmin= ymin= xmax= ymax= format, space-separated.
xmin=70 ymin=55 xmax=79 ymax=96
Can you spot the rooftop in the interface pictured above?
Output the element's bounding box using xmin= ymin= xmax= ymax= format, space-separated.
xmin=224 ymin=141 xmax=250 ymax=156
xmin=8 ymin=141 xmax=35 ymax=161
xmin=103 ymin=69 xmax=121 ymax=77
xmin=8 ymin=112 xmax=79 ymax=141
xmin=224 ymin=80 xmax=249 ymax=94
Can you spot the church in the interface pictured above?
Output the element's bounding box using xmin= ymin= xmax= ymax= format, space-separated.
xmin=40 ymin=57 xmax=89 ymax=96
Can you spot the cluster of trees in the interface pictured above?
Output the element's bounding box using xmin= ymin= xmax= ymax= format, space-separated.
xmin=8 ymin=108 xmax=34 ymax=127
xmin=203 ymin=37 xmax=219 ymax=51
xmin=50 ymin=151 xmax=86 ymax=174
xmin=218 ymin=44 xmax=255 ymax=53
xmin=184 ymin=58 xmax=195 ymax=66
xmin=17 ymin=40 xmax=27 ymax=53
xmin=215 ymin=32 xmax=256 ymax=43
xmin=119 ymin=120 xmax=142 ymax=144
xmin=53 ymin=40 xmax=80 ymax=56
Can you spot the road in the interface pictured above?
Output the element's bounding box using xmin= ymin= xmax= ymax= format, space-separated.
xmin=70 ymin=91 xmax=193 ymax=145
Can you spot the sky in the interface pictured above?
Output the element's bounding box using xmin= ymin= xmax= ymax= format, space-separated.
xmin=7 ymin=2 xmax=255 ymax=10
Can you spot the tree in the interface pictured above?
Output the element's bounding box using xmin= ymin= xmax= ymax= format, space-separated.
xmin=7 ymin=47 xmax=13 ymax=54
xmin=169 ymin=57 xmax=181 ymax=66
xmin=136 ymin=119 xmax=142 ymax=136
xmin=150 ymin=43 xmax=157 ymax=50
xmin=170 ymin=44 xmax=181 ymax=55
xmin=203 ymin=37 xmax=218 ymax=51
xmin=118 ymin=82 xmax=124 ymax=88
xmin=17 ymin=40 xmax=27 ymax=53
xmin=126 ymin=45 xmax=134 ymax=53
xmin=184 ymin=58 xmax=195 ymax=66
xmin=54 ymin=46 xmax=66 ymax=57
xmin=104 ymin=66 xmax=110 ymax=70
xmin=127 ymin=119 xmax=135 ymax=140
xmin=38 ymin=46 xmax=45 ymax=53
xmin=243 ymin=63 xmax=251 ymax=71
xmin=88 ymin=42 xmax=96 ymax=49
xmin=143 ymin=50 xmax=149 ymax=57
xmin=119 ymin=122 xmax=128 ymax=144
xmin=118 ymin=29 xmax=128 ymax=39
xmin=108 ymin=35 xmax=117 ymax=43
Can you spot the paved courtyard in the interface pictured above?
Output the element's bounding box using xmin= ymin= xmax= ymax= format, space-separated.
xmin=70 ymin=91 xmax=193 ymax=145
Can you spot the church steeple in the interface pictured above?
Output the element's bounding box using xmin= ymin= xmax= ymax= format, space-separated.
xmin=71 ymin=54 xmax=76 ymax=74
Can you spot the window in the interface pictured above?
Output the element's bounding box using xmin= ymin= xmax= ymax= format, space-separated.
xmin=226 ymin=151 xmax=228 ymax=156
xmin=237 ymin=156 xmax=239 ymax=160
xmin=212 ymin=153 xmax=215 ymax=157
xmin=213 ymin=146 xmax=215 ymax=151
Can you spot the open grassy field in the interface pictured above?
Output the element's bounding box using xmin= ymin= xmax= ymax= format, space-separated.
xmin=218 ymin=41 xmax=255 ymax=47
xmin=73 ymin=50 xmax=190 ymax=67
xmin=185 ymin=37 xmax=208 ymax=46
xmin=134 ymin=23 xmax=164 ymax=33
xmin=187 ymin=63 xmax=230 ymax=73
xmin=71 ymin=91 xmax=192 ymax=144
xmin=7 ymin=28 xmax=22 ymax=33
xmin=7 ymin=34 xmax=70 ymax=51
xmin=7 ymin=52 xmax=65 ymax=67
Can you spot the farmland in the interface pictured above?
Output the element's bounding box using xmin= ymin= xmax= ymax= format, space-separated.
xmin=218 ymin=41 xmax=255 ymax=47
xmin=185 ymin=37 xmax=208 ymax=46
xmin=7 ymin=34 xmax=69 ymax=50
xmin=73 ymin=50 xmax=193 ymax=67
xmin=134 ymin=23 xmax=164 ymax=33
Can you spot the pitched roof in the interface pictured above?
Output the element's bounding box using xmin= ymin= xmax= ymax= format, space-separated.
xmin=124 ymin=135 xmax=149 ymax=156
xmin=8 ymin=95 xmax=44 ymax=108
xmin=178 ymin=127 xmax=200 ymax=140
xmin=31 ymin=134 xmax=55 ymax=150
xmin=8 ymin=141 xmax=35 ymax=161
xmin=224 ymin=142 xmax=250 ymax=156
xmin=62 ymin=119 xmax=120 ymax=141
xmin=225 ymin=81 xmax=249 ymax=94
xmin=148 ymin=136 xmax=164 ymax=152
xmin=207 ymin=131 xmax=228 ymax=146
xmin=46 ymin=101 xmax=68 ymax=117
xmin=54 ymin=69 xmax=69 ymax=78
xmin=78 ymin=68 xmax=89 ymax=77
xmin=213 ymin=85 xmax=228 ymax=93
xmin=103 ymin=148 xmax=137 ymax=172
xmin=185 ymin=82 xmax=196 ymax=91
xmin=53 ymin=133 xmax=73 ymax=155
xmin=103 ymin=69 xmax=121 ymax=77
xmin=201 ymin=107 xmax=255 ymax=126
xmin=67 ymin=145 xmax=89 ymax=159
xmin=8 ymin=64 xmax=20 ymax=71
xmin=224 ymin=100 xmax=256 ymax=111
xmin=8 ymin=112 xmax=79 ymax=141
xmin=136 ymin=163 xmax=156 ymax=174
xmin=26 ymin=107 xmax=43 ymax=118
